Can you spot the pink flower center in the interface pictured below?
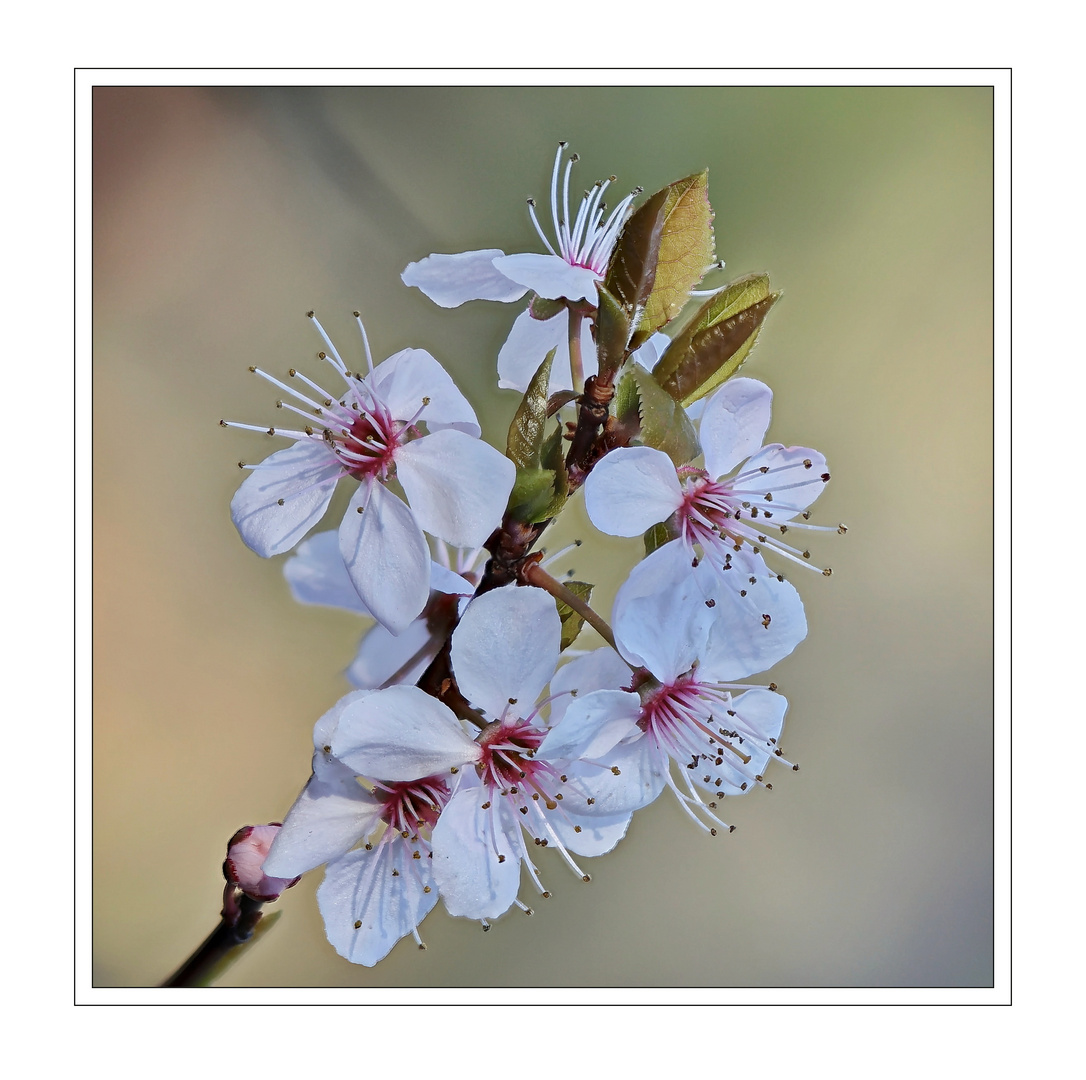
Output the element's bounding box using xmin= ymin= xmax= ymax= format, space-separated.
xmin=373 ymin=777 xmax=451 ymax=838
xmin=477 ymin=717 xmax=563 ymax=812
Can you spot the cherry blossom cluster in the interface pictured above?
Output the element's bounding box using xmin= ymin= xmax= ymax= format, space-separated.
xmin=223 ymin=144 xmax=839 ymax=966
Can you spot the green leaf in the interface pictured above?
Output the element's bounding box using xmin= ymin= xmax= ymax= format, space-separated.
xmin=594 ymin=283 xmax=632 ymax=381
xmin=506 ymin=348 xmax=556 ymax=468
xmin=555 ymin=581 xmax=594 ymax=650
xmin=603 ymin=184 xmax=669 ymax=326
xmin=536 ymin=420 xmax=570 ymax=520
xmin=653 ymin=273 xmax=781 ymax=406
xmin=644 ymin=521 xmax=676 ymax=556
xmin=617 ymin=362 xmax=701 ymax=466
xmin=631 ymin=170 xmax=715 ymax=349
xmin=529 ymin=294 xmax=565 ymax=321
xmin=507 ymin=466 xmax=558 ymax=522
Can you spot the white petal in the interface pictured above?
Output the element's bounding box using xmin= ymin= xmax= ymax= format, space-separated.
xmin=452 ymin=585 xmax=561 ymax=718
xmin=699 ymin=378 xmax=774 ymax=480
xmin=339 ymin=482 xmax=430 ymax=635
xmin=429 ymin=561 xmax=476 ymax=596
xmin=628 ymin=331 xmax=672 ymax=370
xmin=395 ymin=430 xmax=515 ymax=549
xmin=401 ymin=249 xmax=528 ymax=307
xmin=431 ymin=787 xmax=521 ymax=920
xmin=331 ymin=684 xmax=479 ymax=781
xmin=731 ymin=444 xmax=829 ymax=517
xmin=708 ymin=688 xmax=789 ymax=795
xmin=539 ymin=690 xmax=641 ymax=762
xmin=230 ymin=440 xmax=342 ymax=557
xmin=283 ymin=530 xmax=370 ymax=615
xmin=317 ymin=843 xmax=439 ymax=967
xmin=368 ymin=348 xmax=480 ymax=436
xmin=548 ymin=649 xmax=635 ymax=726
xmin=562 ymin=738 xmax=667 ymax=817
xmin=492 ymin=252 xmax=601 ymax=303
xmin=496 ymin=307 xmax=597 ymax=395
xmin=583 ymin=446 xmax=684 ymax=537
xmin=698 ymin=552 xmax=808 ymax=680
xmin=346 ymin=617 xmax=436 ymax=690
xmin=612 ymin=541 xmax=715 ymax=682
xmin=548 ymin=806 xmax=631 ymax=857
xmin=312 ymin=689 xmax=373 ymax=751
xmin=263 ymin=759 xmax=381 ymax=878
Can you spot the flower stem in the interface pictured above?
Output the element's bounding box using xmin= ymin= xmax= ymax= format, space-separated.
xmin=522 ymin=561 xmax=618 ymax=652
xmin=568 ymin=307 xmax=584 ymax=393
xmin=160 ymin=889 xmax=280 ymax=988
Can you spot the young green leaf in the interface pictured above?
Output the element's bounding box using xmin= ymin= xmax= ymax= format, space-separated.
xmin=617 ymin=362 xmax=701 ymax=466
xmin=653 ymin=273 xmax=780 ymax=406
xmin=603 ymin=184 xmax=669 ymax=327
xmin=631 ymin=170 xmax=715 ymax=349
xmin=506 ymin=348 xmax=557 ymax=469
xmin=594 ymin=283 xmax=632 ymax=382
xmin=644 ymin=520 xmax=677 ymax=556
xmin=555 ymin=581 xmax=595 ymax=650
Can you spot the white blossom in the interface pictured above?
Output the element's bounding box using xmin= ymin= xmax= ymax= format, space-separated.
xmin=224 ymin=314 xmax=514 ymax=634
xmin=402 ymin=144 xmax=639 ymax=395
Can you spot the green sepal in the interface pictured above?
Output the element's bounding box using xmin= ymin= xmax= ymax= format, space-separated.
xmin=555 ymin=581 xmax=594 ymax=650
xmin=594 ymin=283 xmax=632 ymax=381
xmin=529 ymin=294 xmax=565 ymax=321
xmin=631 ymin=170 xmax=715 ymax=349
xmin=616 ymin=362 xmax=701 ymax=466
xmin=506 ymin=348 xmax=556 ymax=469
xmin=644 ymin=521 xmax=677 ymax=556
xmin=652 ymin=273 xmax=780 ymax=406
xmin=507 ymin=466 xmax=559 ymax=523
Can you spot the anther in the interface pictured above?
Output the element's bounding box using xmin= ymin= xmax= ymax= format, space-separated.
xmin=759 ymin=465 xmax=769 ymax=473
xmin=611 ymin=766 xmax=621 ymax=776
xmin=266 ymin=427 xmax=275 ymax=436
xmin=352 ymin=310 xmax=361 ymax=318
xmin=423 ymin=885 xmax=431 ymax=893
xmin=822 ymin=567 xmax=833 ymax=577
xmin=705 ymin=598 xmax=716 ymax=607
xmin=803 ymin=511 xmax=812 ymax=519
xmin=219 ymin=419 xmax=228 ymax=426
xmin=481 ymin=801 xmax=491 ymax=810
xmin=581 ymin=875 xmax=591 ymax=883
xmin=821 ymin=473 xmax=830 ymax=482
xmin=762 ymin=614 xmax=772 ymax=628
xmin=237 ymin=462 xmax=245 ymax=469
xmin=838 ymin=524 xmax=848 ymax=534
xmin=450 ymin=766 xmax=458 ymax=774
xmin=354 ymin=920 xmax=362 ymax=929
xmin=306 ymin=310 xmax=315 ymax=318
xmin=391 ymin=869 xmax=399 ymax=876
xmin=357 ymin=506 xmax=364 ymax=514
xmin=277 ymin=498 xmax=285 ymax=506
xmin=508 ymin=697 xmax=518 ymax=705
xmin=764 ymin=492 xmax=773 ymax=501
xmin=802 ymin=550 xmax=811 ymax=559
xmin=497 ymin=854 xmax=506 ymax=863
xmin=248 ymin=365 xmax=256 ymax=373
xmin=803 ymin=459 xmax=812 ymax=468
xmin=779 ymin=524 xmax=788 ymax=534
xmin=574 ymin=825 xmax=582 ymax=832
xmin=740 ymin=589 xmax=747 ymax=596
xmin=768 ymin=682 xmax=777 ymax=691
xmin=710 ymin=828 xmax=718 ymax=836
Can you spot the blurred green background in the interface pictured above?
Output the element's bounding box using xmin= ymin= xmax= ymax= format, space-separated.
xmin=93 ymin=85 xmax=993 ymax=988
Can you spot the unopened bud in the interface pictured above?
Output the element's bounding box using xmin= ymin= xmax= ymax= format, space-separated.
xmin=223 ymin=824 xmax=300 ymax=902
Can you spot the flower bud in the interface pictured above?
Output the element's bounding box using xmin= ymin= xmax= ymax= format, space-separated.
xmin=224 ymin=824 xmax=300 ymax=902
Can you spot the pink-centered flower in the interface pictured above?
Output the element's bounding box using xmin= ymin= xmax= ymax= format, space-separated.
xmin=224 ymin=313 xmax=515 ymax=634
xmin=263 ymin=690 xmax=454 ymax=966
xmin=549 ymin=541 xmax=797 ymax=834
xmin=584 ymin=376 xmax=842 ymax=664
xmin=402 ymin=144 xmax=640 ymax=395
xmin=332 ymin=585 xmax=646 ymax=923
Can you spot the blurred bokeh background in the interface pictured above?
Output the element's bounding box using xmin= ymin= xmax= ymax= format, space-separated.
xmin=93 ymin=85 xmax=993 ymax=988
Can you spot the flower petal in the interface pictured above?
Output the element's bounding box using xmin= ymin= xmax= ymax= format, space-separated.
xmin=583 ymin=446 xmax=684 ymax=537
xmin=699 ymin=377 xmax=774 ymax=480
xmin=346 ymin=617 xmax=436 ymax=690
xmin=452 ymin=585 xmax=561 ymax=719
xmin=492 ymin=252 xmax=601 ymax=303
xmin=395 ymin=430 xmax=515 ymax=549
xmin=708 ymin=688 xmax=789 ymax=795
xmin=317 ymin=842 xmax=439 ymax=966
xmin=539 ymin=690 xmax=641 ymax=762
xmin=230 ymin=440 xmax=342 ymax=558
xmin=698 ymin=551 xmax=808 ymax=680
xmin=548 ymin=648 xmax=635 ymax=726
xmin=547 ymin=805 xmax=632 ymax=857
xmin=429 ymin=561 xmax=476 ymax=597
xmin=339 ymin=481 xmax=430 ymax=635
xmin=612 ymin=540 xmax=716 ymax=682
xmin=401 ymin=249 xmax=528 ymax=307
xmin=331 ymin=684 xmax=479 ymax=781
xmin=283 ymin=530 xmax=370 ymax=615
xmin=431 ymin=786 xmax=521 ymax=920
xmin=368 ymin=348 xmax=480 ymax=436
xmin=562 ymin=737 xmax=667 ymax=817
xmin=730 ymin=444 xmax=829 ymax=517
xmin=497 ymin=307 xmax=597 ymax=395
xmin=263 ymin=757 xmax=381 ymax=878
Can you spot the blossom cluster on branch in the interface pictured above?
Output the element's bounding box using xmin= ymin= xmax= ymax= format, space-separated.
xmin=222 ymin=144 xmax=840 ymax=967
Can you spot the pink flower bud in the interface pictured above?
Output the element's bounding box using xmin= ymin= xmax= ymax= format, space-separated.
xmin=224 ymin=824 xmax=300 ymax=902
